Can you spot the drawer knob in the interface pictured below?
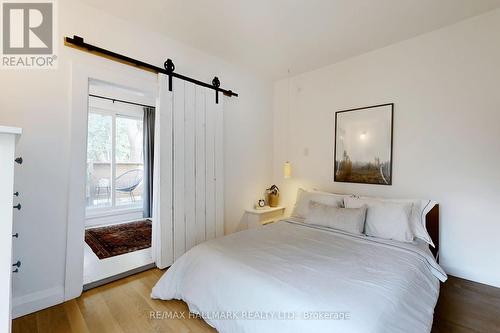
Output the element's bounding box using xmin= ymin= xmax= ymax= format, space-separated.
xmin=15 ymin=157 xmax=23 ymax=164
xmin=13 ymin=203 xmax=21 ymax=210
xmin=13 ymin=233 xmax=19 ymax=238
xmin=12 ymin=260 xmax=21 ymax=268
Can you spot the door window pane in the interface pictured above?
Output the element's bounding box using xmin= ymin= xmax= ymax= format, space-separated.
xmin=86 ymin=112 xmax=112 ymax=208
xmin=115 ymin=116 xmax=144 ymax=207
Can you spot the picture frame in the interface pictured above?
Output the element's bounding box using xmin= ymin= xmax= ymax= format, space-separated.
xmin=334 ymin=103 xmax=394 ymax=185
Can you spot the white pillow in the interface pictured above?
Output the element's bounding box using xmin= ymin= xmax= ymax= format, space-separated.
xmin=305 ymin=201 xmax=366 ymax=235
xmin=344 ymin=197 xmax=414 ymax=243
xmin=357 ymin=196 xmax=436 ymax=247
xmin=291 ymin=188 xmax=347 ymax=219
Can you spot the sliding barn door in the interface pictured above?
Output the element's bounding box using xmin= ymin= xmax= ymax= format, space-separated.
xmin=172 ymin=79 xmax=224 ymax=260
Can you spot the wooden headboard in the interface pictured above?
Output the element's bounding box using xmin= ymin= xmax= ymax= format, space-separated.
xmin=425 ymin=204 xmax=439 ymax=261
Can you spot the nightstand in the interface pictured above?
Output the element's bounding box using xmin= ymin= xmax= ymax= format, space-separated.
xmin=244 ymin=206 xmax=285 ymax=229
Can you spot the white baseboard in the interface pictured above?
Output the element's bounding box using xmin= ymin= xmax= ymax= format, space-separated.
xmin=441 ymin=264 xmax=500 ymax=289
xmin=12 ymin=286 xmax=64 ymax=319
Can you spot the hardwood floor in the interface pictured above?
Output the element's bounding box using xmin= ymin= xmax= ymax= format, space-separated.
xmin=432 ymin=276 xmax=500 ymax=333
xmin=12 ymin=270 xmax=500 ymax=333
xmin=13 ymin=269 xmax=216 ymax=333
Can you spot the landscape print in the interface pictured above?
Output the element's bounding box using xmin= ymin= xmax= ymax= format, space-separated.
xmin=334 ymin=104 xmax=393 ymax=185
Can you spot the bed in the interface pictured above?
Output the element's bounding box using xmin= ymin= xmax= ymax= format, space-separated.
xmin=152 ymin=204 xmax=446 ymax=333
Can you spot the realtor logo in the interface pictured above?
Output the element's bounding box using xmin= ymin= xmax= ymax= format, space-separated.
xmin=1 ymin=0 xmax=57 ymax=68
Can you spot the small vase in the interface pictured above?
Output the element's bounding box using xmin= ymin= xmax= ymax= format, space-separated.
xmin=268 ymin=193 xmax=279 ymax=207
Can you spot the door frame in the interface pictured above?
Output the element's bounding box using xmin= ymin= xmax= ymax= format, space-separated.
xmin=65 ymin=60 xmax=157 ymax=301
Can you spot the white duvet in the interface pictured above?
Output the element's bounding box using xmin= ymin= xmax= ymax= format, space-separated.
xmin=152 ymin=219 xmax=447 ymax=333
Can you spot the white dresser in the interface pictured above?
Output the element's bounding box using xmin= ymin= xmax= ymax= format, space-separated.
xmin=0 ymin=126 xmax=21 ymax=333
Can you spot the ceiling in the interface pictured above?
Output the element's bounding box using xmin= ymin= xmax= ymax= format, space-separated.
xmin=80 ymin=0 xmax=500 ymax=79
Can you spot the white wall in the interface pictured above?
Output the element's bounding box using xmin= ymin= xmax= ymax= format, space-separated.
xmin=0 ymin=0 xmax=272 ymax=316
xmin=273 ymin=9 xmax=500 ymax=288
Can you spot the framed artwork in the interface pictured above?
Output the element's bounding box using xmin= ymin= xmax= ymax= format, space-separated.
xmin=334 ymin=103 xmax=393 ymax=185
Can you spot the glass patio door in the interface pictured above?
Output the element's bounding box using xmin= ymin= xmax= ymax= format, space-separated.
xmin=86 ymin=109 xmax=144 ymax=213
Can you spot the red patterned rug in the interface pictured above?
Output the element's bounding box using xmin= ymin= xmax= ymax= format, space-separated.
xmin=85 ymin=220 xmax=152 ymax=259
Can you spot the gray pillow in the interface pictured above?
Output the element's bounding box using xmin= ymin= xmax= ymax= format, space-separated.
xmin=291 ymin=188 xmax=346 ymax=219
xmin=305 ymin=201 xmax=367 ymax=235
xmin=344 ymin=197 xmax=414 ymax=242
